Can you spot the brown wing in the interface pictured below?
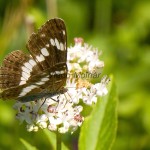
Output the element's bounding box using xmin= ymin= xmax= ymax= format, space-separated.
xmin=0 ymin=18 xmax=67 ymax=101
xmin=27 ymin=18 xmax=67 ymax=71
xmin=0 ymin=50 xmax=41 ymax=89
xmin=0 ymin=63 xmax=67 ymax=101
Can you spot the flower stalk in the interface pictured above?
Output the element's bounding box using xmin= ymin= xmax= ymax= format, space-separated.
xmin=56 ymin=128 xmax=62 ymax=150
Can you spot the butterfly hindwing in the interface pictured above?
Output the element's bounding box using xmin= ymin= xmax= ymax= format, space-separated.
xmin=0 ymin=63 xmax=67 ymax=101
xmin=0 ymin=50 xmax=41 ymax=89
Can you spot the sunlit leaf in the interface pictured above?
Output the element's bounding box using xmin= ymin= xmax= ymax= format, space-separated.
xmin=79 ymin=75 xmax=118 ymax=150
xmin=20 ymin=138 xmax=37 ymax=150
xmin=43 ymin=129 xmax=69 ymax=150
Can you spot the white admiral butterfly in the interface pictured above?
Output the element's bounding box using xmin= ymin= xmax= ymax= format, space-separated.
xmin=0 ymin=18 xmax=68 ymax=102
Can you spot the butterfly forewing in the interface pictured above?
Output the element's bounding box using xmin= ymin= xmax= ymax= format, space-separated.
xmin=27 ymin=18 xmax=67 ymax=71
xmin=0 ymin=18 xmax=68 ymax=102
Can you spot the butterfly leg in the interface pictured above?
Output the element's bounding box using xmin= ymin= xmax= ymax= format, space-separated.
xmin=37 ymin=98 xmax=47 ymax=113
xmin=50 ymin=97 xmax=59 ymax=102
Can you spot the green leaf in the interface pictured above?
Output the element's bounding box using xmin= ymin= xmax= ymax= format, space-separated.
xmin=43 ymin=129 xmax=55 ymax=149
xmin=20 ymin=138 xmax=37 ymax=150
xmin=79 ymin=75 xmax=118 ymax=150
xmin=43 ymin=129 xmax=69 ymax=150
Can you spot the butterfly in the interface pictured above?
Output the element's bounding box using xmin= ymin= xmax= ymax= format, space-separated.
xmin=0 ymin=18 xmax=68 ymax=102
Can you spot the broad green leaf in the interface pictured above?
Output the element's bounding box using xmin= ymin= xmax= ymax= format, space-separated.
xmin=20 ymin=138 xmax=37 ymax=150
xmin=79 ymin=75 xmax=118 ymax=150
xmin=43 ymin=129 xmax=55 ymax=149
xmin=43 ymin=129 xmax=69 ymax=150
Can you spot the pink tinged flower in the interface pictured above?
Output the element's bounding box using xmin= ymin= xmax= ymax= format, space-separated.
xmin=74 ymin=114 xmax=84 ymax=126
xmin=74 ymin=37 xmax=84 ymax=45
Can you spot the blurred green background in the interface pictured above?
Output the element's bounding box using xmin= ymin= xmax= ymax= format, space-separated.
xmin=0 ymin=0 xmax=150 ymax=150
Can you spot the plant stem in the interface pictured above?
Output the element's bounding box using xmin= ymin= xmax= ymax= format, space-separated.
xmin=46 ymin=0 xmax=58 ymax=19
xmin=94 ymin=0 xmax=112 ymax=35
xmin=56 ymin=129 xmax=61 ymax=150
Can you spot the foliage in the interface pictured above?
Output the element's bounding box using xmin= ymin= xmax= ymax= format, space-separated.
xmin=79 ymin=75 xmax=117 ymax=150
xmin=0 ymin=0 xmax=150 ymax=149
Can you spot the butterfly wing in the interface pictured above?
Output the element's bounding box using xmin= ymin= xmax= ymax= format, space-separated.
xmin=27 ymin=18 xmax=67 ymax=71
xmin=0 ymin=18 xmax=67 ymax=102
xmin=0 ymin=63 xmax=67 ymax=101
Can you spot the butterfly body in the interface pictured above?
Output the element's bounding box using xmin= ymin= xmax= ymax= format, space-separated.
xmin=17 ymin=87 xmax=68 ymax=102
xmin=0 ymin=18 xmax=68 ymax=102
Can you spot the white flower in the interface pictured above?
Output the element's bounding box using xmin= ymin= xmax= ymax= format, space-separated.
xmin=14 ymin=101 xmax=39 ymax=124
xmin=92 ymin=76 xmax=110 ymax=96
xmin=82 ymin=88 xmax=97 ymax=105
xmin=13 ymin=37 xmax=109 ymax=133
xmin=68 ymin=39 xmax=104 ymax=74
xmin=48 ymin=124 xmax=57 ymax=131
xmin=88 ymin=60 xmax=104 ymax=73
xmin=67 ymin=62 xmax=82 ymax=73
xmin=36 ymin=114 xmax=48 ymax=129
xmin=27 ymin=124 xmax=38 ymax=132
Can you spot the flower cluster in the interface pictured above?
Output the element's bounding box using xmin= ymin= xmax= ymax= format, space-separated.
xmin=68 ymin=38 xmax=104 ymax=74
xmin=13 ymin=38 xmax=109 ymax=133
